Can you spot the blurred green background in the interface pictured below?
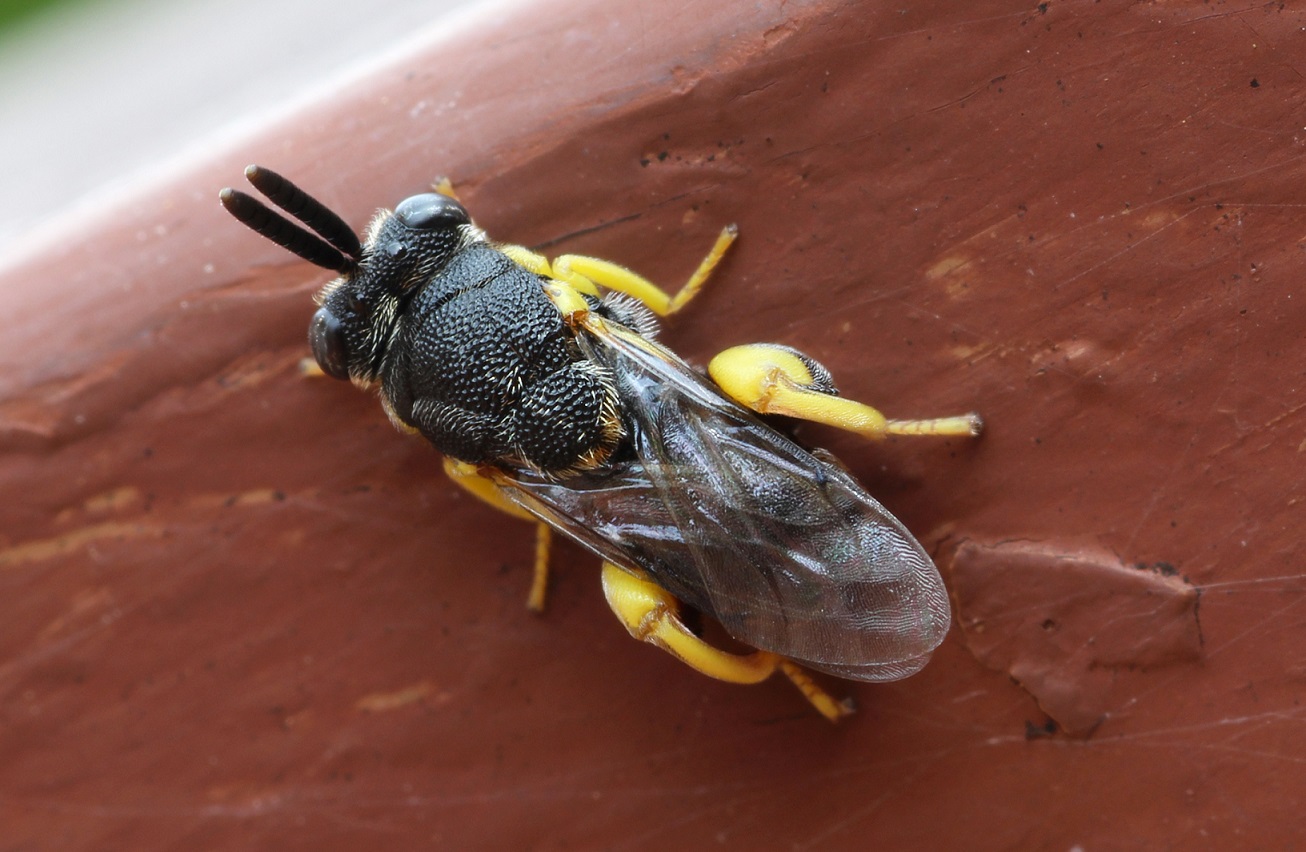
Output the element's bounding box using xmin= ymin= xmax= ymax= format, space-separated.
xmin=0 ymin=0 xmax=87 ymax=32
xmin=0 ymin=0 xmax=478 ymax=255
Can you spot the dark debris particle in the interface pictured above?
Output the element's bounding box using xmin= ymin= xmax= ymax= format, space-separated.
xmin=1250 ymin=78 xmax=1260 ymax=88
xmin=1025 ymin=719 xmax=1058 ymax=740
xmin=1133 ymin=560 xmax=1179 ymax=577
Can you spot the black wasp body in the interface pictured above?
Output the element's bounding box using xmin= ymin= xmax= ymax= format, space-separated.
xmin=382 ymin=242 xmax=620 ymax=473
xmin=297 ymin=188 xmax=622 ymax=475
xmin=221 ymin=166 xmax=982 ymax=720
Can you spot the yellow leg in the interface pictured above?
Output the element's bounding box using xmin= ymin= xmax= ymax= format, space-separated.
xmin=443 ymin=458 xmax=534 ymax=519
xmin=707 ymin=344 xmax=983 ymax=440
xmin=501 ymin=225 xmax=737 ymax=317
xmin=444 ymin=458 xmax=553 ymax=612
xmin=601 ymin=561 xmax=851 ymax=720
xmin=431 ymin=176 xmax=460 ymax=200
xmin=526 ymin=524 xmax=551 ymax=613
xmin=554 ymin=224 xmax=736 ymax=316
xmin=499 ymin=243 xmax=579 ymax=282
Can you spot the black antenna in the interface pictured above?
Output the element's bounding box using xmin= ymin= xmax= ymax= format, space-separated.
xmin=218 ymin=165 xmax=361 ymax=273
xmin=242 ymin=165 xmax=362 ymax=260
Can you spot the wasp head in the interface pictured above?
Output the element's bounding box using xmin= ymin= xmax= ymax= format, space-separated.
xmin=220 ymin=166 xmax=475 ymax=384
xmin=310 ymin=192 xmax=474 ymax=383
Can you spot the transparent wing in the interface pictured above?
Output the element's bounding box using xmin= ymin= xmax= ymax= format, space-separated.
xmin=499 ymin=320 xmax=951 ymax=681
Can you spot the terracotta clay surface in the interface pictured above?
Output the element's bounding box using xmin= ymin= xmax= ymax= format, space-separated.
xmin=2 ymin=0 xmax=1303 ymax=847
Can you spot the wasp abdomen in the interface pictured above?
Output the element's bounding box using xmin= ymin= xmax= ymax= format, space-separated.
xmin=383 ymin=244 xmax=619 ymax=473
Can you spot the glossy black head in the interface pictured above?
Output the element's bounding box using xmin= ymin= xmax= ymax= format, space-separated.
xmin=311 ymin=194 xmax=473 ymax=382
xmin=219 ymin=167 xmax=475 ymax=383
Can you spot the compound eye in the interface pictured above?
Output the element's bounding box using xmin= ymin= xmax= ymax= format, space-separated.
xmin=394 ymin=193 xmax=469 ymax=230
xmin=309 ymin=306 xmax=351 ymax=380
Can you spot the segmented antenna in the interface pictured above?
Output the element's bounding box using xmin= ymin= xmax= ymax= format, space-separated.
xmin=218 ymin=165 xmax=361 ymax=273
xmin=243 ymin=165 xmax=362 ymax=260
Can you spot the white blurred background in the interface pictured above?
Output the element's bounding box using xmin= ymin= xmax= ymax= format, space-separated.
xmin=0 ymin=0 xmax=480 ymax=252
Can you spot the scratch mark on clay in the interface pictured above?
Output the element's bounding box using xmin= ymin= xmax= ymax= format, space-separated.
xmin=0 ymin=521 xmax=166 ymax=569
xmin=1091 ymin=709 xmax=1306 ymax=765
xmin=1202 ymin=594 xmax=1306 ymax=662
xmin=869 ymin=8 xmax=1032 ymax=42
xmin=1057 ymin=206 xmax=1207 ymax=289
xmin=789 ymin=758 xmax=939 ymax=851
xmin=0 ymin=596 xmax=142 ymax=689
xmin=354 ymin=680 xmax=443 ymax=713
xmin=1199 ymin=573 xmax=1306 ymax=591
xmin=531 ymin=212 xmax=644 ymax=251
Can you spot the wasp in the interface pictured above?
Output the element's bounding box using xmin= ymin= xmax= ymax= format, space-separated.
xmin=219 ymin=166 xmax=982 ymax=719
